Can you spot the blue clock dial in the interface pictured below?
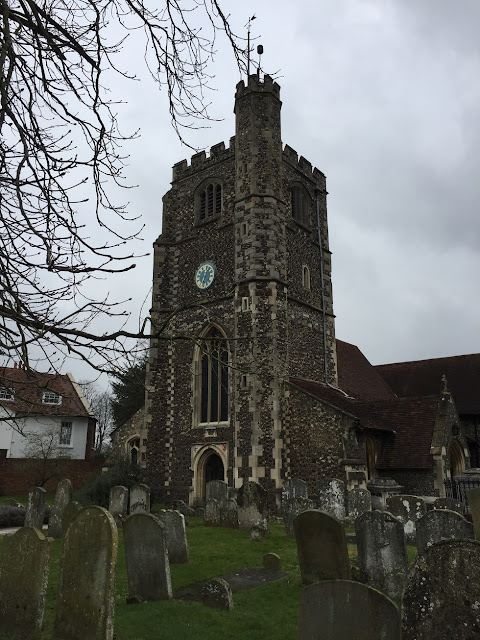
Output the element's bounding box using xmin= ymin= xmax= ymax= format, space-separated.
xmin=195 ymin=262 xmax=216 ymax=290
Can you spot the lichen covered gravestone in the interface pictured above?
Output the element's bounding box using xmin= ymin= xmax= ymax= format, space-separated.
xmin=201 ymin=578 xmax=233 ymax=610
xmin=237 ymin=481 xmax=269 ymax=532
xmin=317 ymin=479 xmax=346 ymax=520
xmin=298 ymin=580 xmax=401 ymax=640
xmin=204 ymin=499 xmax=221 ymax=527
xmin=54 ymin=506 xmax=118 ymax=640
xmin=283 ymin=497 xmax=314 ymax=538
xmin=355 ymin=510 xmax=408 ymax=602
xmin=282 ymin=478 xmax=308 ymax=510
xmin=109 ymin=485 xmax=129 ymax=525
xmin=467 ymin=486 xmax=480 ymax=539
xmin=157 ymin=509 xmax=189 ymax=564
xmin=294 ymin=509 xmax=350 ymax=584
xmin=129 ymin=483 xmax=150 ymax=514
xmin=416 ymin=509 xmax=474 ymax=554
xmin=402 ymin=539 xmax=480 ymax=640
xmin=386 ymin=495 xmax=426 ymax=542
xmin=0 ymin=527 xmax=52 ymax=640
xmin=221 ymin=498 xmax=239 ymax=528
xmin=25 ymin=486 xmax=46 ymax=529
xmin=433 ymin=497 xmax=463 ymax=514
xmin=123 ymin=513 xmax=171 ymax=602
xmin=206 ymin=479 xmax=228 ymax=503
xmin=48 ymin=478 xmax=73 ymax=538
xmin=347 ymin=487 xmax=371 ymax=519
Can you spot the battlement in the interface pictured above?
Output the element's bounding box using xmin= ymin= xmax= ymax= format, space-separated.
xmin=172 ymin=137 xmax=236 ymax=181
xmin=283 ymin=144 xmax=326 ymax=189
xmin=235 ymin=73 xmax=281 ymax=101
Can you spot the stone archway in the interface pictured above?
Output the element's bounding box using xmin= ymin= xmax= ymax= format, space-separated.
xmin=449 ymin=439 xmax=465 ymax=478
xmin=191 ymin=444 xmax=227 ymax=505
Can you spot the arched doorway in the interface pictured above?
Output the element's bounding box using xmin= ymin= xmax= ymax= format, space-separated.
xmin=191 ymin=445 xmax=227 ymax=505
xmin=449 ymin=439 xmax=465 ymax=478
xmin=205 ymin=453 xmax=224 ymax=484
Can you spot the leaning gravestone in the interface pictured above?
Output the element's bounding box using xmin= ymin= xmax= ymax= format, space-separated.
xmin=157 ymin=510 xmax=189 ymax=564
xmin=237 ymin=481 xmax=269 ymax=532
xmin=204 ymin=499 xmax=221 ymax=527
xmin=220 ymin=498 xmax=239 ymax=528
xmin=54 ymin=506 xmax=118 ymax=640
xmin=48 ymin=478 xmax=73 ymax=538
xmin=355 ymin=510 xmax=408 ymax=602
xmin=347 ymin=487 xmax=371 ymax=520
xmin=61 ymin=501 xmax=83 ymax=534
xmin=129 ymin=483 xmax=150 ymax=514
xmin=298 ymin=580 xmax=401 ymax=640
xmin=109 ymin=485 xmax=129 ymax=525
xmin=25 ymin=486 xmax=46 ymax=529
xmin=433 ymin=497 xmax=463 ymax=514
xmin=467 ymin=486 xmax=480 ymax=540
xmin=282 ymin=479 xmax=308 ymax=510
xmin=293 ymin=509 xmax=351 ymax=584
xmin=416 ymin=509 xmax=474 ymax=555
xmin=123 ymin=513 xmax=171 ymax=602
xmin=402 ymin=539 xmax=480 ymax=640
xmin=206 ymin=480 xmax=228 ymax=503
xmin=386 ymin=495 xmax=426 ymax=542
xmin=283 ymin=497 xmax=314 ymax=538
xmin=0 ymin=527 xmax=52 ymax=640
xmin=317 ymin=479 xmax=346 ymax=520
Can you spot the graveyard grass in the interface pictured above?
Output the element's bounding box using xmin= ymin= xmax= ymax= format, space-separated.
xmin=0 ymin=512 xmax=417 ymax=639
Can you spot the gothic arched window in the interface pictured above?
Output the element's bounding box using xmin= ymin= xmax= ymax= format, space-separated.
xmin=302 ymin=265 xmax=311 ymax=290
xmin=197 ymin=181 xmax=222 ymax=222
xmin=198 ymin=327 xmax=229 ymax=424
xmin=127 ymin=437 xmax=140 ymax=465
xmin=291 ymin=185 xmax=309 ymax=226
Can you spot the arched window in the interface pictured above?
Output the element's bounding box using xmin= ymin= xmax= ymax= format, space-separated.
xmin=197 ymin=181 xmax=222 ymax=222
xmin=302 ymin=265 xmax=311 ymax=290
xmin=449 ymin=439 xmax=465 ymax=478
xmin=127 ymin=437 xmax=140 ymax=465
xmin=198 ymin=327 xmax=229 ymax=424
xmin=291 ymin=185 xmax=309 ymax=226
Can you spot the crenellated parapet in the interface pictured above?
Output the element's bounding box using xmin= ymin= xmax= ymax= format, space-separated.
xmin=172 ymin=137 xmax=236 ymax=181
xmin=283 ymin=144 xmax=326 ymax=190
xmin=235 ymin=73 xmax=281 ymax=102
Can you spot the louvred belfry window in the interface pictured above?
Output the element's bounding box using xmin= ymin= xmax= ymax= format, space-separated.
xmin=198 ymin=182 xmax=222 ymax=221
xmin=199 ymin=327 xmax=229 ymax=423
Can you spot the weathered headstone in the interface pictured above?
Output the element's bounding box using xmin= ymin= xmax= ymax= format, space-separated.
xmin=0 ymin=527 xmax=52 ymax=640
xmin=204 ymin=499 xmax=221 ymax=527
xmin=402 ymin=539 xmax=480 ymax=640
xmin=237 ymin=481 xmax=269 ymax=531
xmin=24 ymin=486 xmax=46 ymax=529
xmin=48 ymin=478 xmax=73 ymax=538
xmin=282 ymin=479 xmax=308 ymax=510
xmin=206 ymin=479 xmax=228 ymax=503
xmin=54 ymin=506 xmax=118 ymax=640
xmin=173 ymin=499 xmax=195 ymax=517
xmin=123 ymin=513 xmax=172 ymax=602
xmin=416 ymin=509 xmax=474 ymax=555
xmin=293 ymin=509 xmax=351 ymax=584
xmin=467 ymin=486 xmax=480 ymax=539
xmin=433 ymin=497 xmax=463 ymax=514
xmin=61 ymin=500 xmax=83 ymax=534
xmin=157 ymin=509 xmax=189 ymax=564
xmin=347 ymin=487 xmax=371 ymax=519
xmin=355 ymin=510 xmax=408 ymax=602
xmin=220 ymin=498 xmax=239 ymax=528
xmin=250 ymin=526 xmax=266 ymax=542
xmin=109 ymin=485 xmax=129 ymax=525
xmin=129 ymin=483 xmax=150 ymax=514
xmin=263 ymin=552 xmax=281 ymax=571
xmin=298 ymin=580 xmax=401 ymax=640
xmin=283 ymin=497 xmax=314 ymax=538
xmin=317 ymin=479 xmax=346 ymax=520
xmin=386 ymin=495 xmax=426 ymax=541
xmin=201 ymin=578 xmax=233 ymax=610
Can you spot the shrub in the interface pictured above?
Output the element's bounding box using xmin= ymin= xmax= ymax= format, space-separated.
xmin=0 ymin=506 xmax=26 ymax=527
xmin=75 ymin=456 xmax=147 ymax=508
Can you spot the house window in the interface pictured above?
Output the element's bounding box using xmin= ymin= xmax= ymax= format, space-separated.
xmin=302 ymin=265 xmax=311 ymax=290
xmin=60 ymin=421 xmax=73 ymax=446
xmin=291 ymin=185 xmax=309 ymax=226
xmin=42 ymin=391 xmax=62 ymax=405
xmin=198 ymin=327 xmax=229 ymax=424
xmin=197 ymin=181 xmax=222 ymax=222
xmin=0 ymin=388 xmax=14 ymax=401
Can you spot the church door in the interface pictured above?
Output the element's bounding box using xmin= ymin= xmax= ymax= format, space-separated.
xmin=205 ymin=453 xmax=224 ymax=484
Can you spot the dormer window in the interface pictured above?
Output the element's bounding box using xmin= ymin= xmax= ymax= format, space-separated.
xmin=0 ymin=388 xmax=14 ymax=401
xmin=291 ymin=185 xmax=310 ymax=226
xmin=197 ymin=181 xmax=222 ymax=222
xmin=42 ymin=390 xmax=62 ymax=405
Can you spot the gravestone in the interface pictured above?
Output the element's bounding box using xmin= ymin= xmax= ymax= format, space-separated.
xmin=157 ymin=510 xmax=189 ymax=564
xmin=283 ymin=497 xmax=314 ymax=538
xmin=263 ymin=553 xmax=281 ymax=571
xmin=298 ymin=580 xmax=401 ymax=640
xmin=25 ymin=486 xmax=46 ymax=529
xmin=433 ymin=497 xmax=463 ymax=514
xmin=173 ymin=499 xmax=195 ymax=517
xmin=237 ymin=481 xmax=269 ymax=531
xmin=201 ymin=578 xmax=234 ymax=610
xmin=123 ymin=513 xmax=172 ymax=602
xmin=467 ymin=486 xmax=480 ymax=539
xmin=220 ymin=498 xmax=239 ymax=528
xmin=61 ymin=500 xmax=83 ymax=534
xmin=347 ymin=487 xmax=371 ymax=519
xmin=204 ymin=499 xmax=221 ymax=527
xmin=293 ymin=509 xmax=351 ymax=584
xmin=250 ymin=526 xmax=266 ymax=542
xmin=386 ymin=495 xmax=426 ymax=541
xmin=416 ymin=509 xmax=474 ymax=554
xmin=355 ymin=510 xmax=408 ymax=602
xmin=54 ymin=506 xmax=118 ymax=640
xmin=0 ymin=527 xmax=52 ymax=640
xmin=129 ymin=483 xmax=150 ymax=514
xmin=282 ymin=479 xmax=308 ymax=510
xmin=109 ymin=485 xmax=129 ymax=525
xmin=402 ymin=539 xmax=480 ymax=640
xmin=48 ymin=478 xmax=73 ymax=538
xmin=317 ymin=479 xmax=346 ymax=520
xmin=206 ymin=479 xmax=228 ymax=503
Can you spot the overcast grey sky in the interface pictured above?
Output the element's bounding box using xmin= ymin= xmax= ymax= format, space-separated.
xmin=64 ymin=0 xmax=480 ymax=381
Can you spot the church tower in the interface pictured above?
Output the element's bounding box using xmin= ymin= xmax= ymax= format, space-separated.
xmin=145 ymin=74 xmax=337 ymax=506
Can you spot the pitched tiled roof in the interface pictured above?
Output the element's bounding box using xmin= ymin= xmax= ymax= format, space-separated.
xmin=0 ymin=367 xmax=92 ymax=418
xmin=336 ymin=340 xmax=397 ymax=401
xmin=376 ymin=353 xmax=480 ymax=414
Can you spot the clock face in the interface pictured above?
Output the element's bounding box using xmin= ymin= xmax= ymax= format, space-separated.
xmin=195 ymin=262 xmax=216 ymax=290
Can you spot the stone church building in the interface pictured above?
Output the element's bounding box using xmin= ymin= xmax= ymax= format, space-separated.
xmin=116 ymin=74 xmax=476 ymax=508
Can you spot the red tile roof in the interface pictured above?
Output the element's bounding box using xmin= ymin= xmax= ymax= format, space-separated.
xmin=375 ymin=353 xmax=480 ymax=414
xmin=336 ymin=340 xmax=397 ymax=401
xmin=0 ymin=367 xmax=92 ymax=418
